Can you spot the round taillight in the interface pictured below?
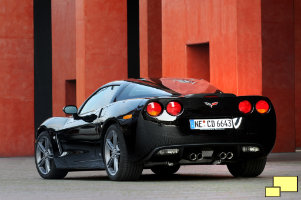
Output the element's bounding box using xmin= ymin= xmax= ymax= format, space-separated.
xmin=146 ymin=102 xmax=162 ymax=116
xmin=239 ymin=100 xmax=252 ymax=114
xmin=256 ymin=100 xmax=269 ymax=114
xmin=166 ymin=101 xmax=182 ymax=116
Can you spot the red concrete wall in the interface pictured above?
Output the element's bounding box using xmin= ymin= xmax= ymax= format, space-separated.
xmin=52 ymin=0 xmax=128 ymax=109
xmin=161 ymin=0 xmax=262 ymax=95
xmin=52 ymin=0 xmax=76 ymax=116
xmin=295 ymin=0 xmax=301 ymax=148
xmin=140 ymin=0 xmax=162 ymax=78
xmin=76 ymin=0 xmax=128 ymax=105
xmin=262 ymin=0 xmax=295 ymax=152
xmin=0 ymin=0 xmax=34 ymax=156
xmin=139 ymin=0 xmax=148 ymax=77
xmin=65 ymin=80 xmax=76 ymax=106
xmin=186 ymin=44 xmax=210 ymax=81
xmin=75 ymin=0 xmax=86 ymax=106
xmin=236 ymin=0 xmax=262 ymax=96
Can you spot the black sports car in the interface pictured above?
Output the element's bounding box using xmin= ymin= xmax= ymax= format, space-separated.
xmin=35 ymin=78 xmax=276 ymax=181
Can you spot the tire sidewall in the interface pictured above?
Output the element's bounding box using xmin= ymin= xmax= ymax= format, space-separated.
xmin=227 ymin=157 xmax=267 ymax=177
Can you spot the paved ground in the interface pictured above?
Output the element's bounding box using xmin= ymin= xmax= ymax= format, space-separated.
xmin=0 ymin=153 xmax=300 ymax=200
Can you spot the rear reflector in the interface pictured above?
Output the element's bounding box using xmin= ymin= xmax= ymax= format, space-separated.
xmin=166 ymin=101 xmax=182 ymax=116
xmin=238 ymin=100 xmax=252 ymax=114
xmin=242 ymin=146 xmax=260 ymax=152
xmin=255 ymin=100 xmax=270 ymax=114
xmin=156 ymin=149 xmax=180 ymax=156
xmin=146 ymin=102 xmax=162 ymax=116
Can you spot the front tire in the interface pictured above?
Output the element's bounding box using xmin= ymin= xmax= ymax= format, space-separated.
xmin=151 ymin=165 xmax=180 ymax=176
xmin=227 ymin=157 xmax=267 ymax=177
xmin=35 ymin=132 xmax=68 ymax=179
xmin=103 ymin=124 xmax=143 ymax=181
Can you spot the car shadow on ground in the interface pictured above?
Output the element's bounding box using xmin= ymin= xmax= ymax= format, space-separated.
xmin=64 ymin=173 xmax=242 ymax=182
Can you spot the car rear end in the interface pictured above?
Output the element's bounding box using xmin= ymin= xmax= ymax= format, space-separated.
xmin=135 ymin=94 xmax=276 ymax=166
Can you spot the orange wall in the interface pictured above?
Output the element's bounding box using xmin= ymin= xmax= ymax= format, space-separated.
xmin=139 ymin=0 xmax=148 ymax=77
xmin=236 ymin=0 xmax=262 ymax=96
xmin=140 ymin=0 xmax=162 ymax=78
xmin=0 ymin=0 xmax=34 ymax=156
xmin=52 ymin=0 xmax=128 ymax=110
xmin=76 ymin=0 xmax=128 ymax=105
xmin=161 ymin=0 xmax=262 ymax=95
xmin=186 ymin=44 xmax=210 ymax=81
xmin=52 ymin=0 xmax=76 ymax=116
xmin=295 ymin=0 xmax=301 ymax=147
xmin=262 ymin=0 xmax=295 ymax=152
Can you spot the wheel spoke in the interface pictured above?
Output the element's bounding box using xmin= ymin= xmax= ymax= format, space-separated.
xmin=38 ymin=156 xmax=46 ymax=167
xmin=45 ymin=158 xmax=50 ymax=173
xmin=37 ymin=142 xmax=46 ymax=154
xmin=113 ymin=157 xmax=119 ymax=172
xmin=106 ymin=139 xmax=114 ymax=151
xmin=45 ymin=138 xmax=50 ymax=150
xmin=113 ymin=132 xmax=118 ymax=147
xmin=107 ymin=156 xmax=114 ymax=167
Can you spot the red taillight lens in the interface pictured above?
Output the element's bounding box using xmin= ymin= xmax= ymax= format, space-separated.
xmin=239 ymin=100 xmax=252 ymax=114
xmin=166 ymin=101 xmax=182 ymax=116
xmin=255 ymin=100 xmax=269 ymax=114
xmin=146 ymin=102 xmax=162 ymax=116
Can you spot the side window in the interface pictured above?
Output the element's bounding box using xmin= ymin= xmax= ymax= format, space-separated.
xmin=79 ymin=85 xmax=120 ymax=114
xmin=117 ymin=84 xmax=172 ymax=101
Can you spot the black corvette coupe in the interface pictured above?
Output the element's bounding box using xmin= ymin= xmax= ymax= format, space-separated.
xmin=35 ymin=78 xmax=276 ymax=181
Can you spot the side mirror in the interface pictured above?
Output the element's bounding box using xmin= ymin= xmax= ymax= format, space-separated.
xmin=63 ymin=105 xmax=78 ymax=115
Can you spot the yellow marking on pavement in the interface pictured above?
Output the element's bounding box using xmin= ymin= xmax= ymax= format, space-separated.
xmin=265 ymin=187 xmax=281 ymax=197
xmin=273 ymin=176 xmax=298 ymax=192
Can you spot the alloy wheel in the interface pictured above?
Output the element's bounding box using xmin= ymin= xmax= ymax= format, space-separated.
xmin=104 ymin=130 xmax=120 ymax=176
xmin=35 ymin=137 xmax=54 ymax=175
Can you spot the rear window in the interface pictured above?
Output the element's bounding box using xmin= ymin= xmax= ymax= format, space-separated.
xmin=117 ymin=84 xmax=173 ymax=101
xmin=159 ymin=78 xmax=218 ymax=95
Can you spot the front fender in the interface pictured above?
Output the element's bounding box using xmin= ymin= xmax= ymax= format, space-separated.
xmin=36 ymin=117 xmax=69 ymax=138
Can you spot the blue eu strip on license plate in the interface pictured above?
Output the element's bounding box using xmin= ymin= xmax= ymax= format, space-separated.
xmin=190 ymin=119 xmax=233 ymax=130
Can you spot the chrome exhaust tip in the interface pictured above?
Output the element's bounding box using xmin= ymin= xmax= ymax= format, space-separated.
xmin=218 ymin=152 xmax=227 ymax=160
xmin=227 ymin=152 xmax=234 ymax=159
xmin=189 ymin=153 xmax=197 ymax=161
xmin=197 ymin=153 xmax=203 ymax=160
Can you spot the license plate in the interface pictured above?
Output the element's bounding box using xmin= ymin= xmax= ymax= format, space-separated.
xmin=189 ymin=119 xmax=233 ymax=130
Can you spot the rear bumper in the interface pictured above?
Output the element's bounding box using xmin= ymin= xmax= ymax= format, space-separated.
xmin=133 ymin=115 xmax=276 ymax=163
xmin=143 ymin=143 xmax=265 ymax=166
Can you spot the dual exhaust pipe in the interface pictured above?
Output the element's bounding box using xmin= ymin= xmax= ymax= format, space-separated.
xmin=188 ymin=153 xmax=203 ymax=161
xmin=188 ymin=151 xmax=234 ymax=161
xmin=218 ymin=152 xmax=234 ymax=160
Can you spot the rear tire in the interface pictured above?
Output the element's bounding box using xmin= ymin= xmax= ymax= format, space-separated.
xmin=151 ymin=165 xmax=180 ymax=176
xmin=103 ymin=124 xmax=143 ymax=181
xmin=35 ymin=132 xmax=68 ymax=179
xmin=227 ymin=157 xmax=267 ymax=177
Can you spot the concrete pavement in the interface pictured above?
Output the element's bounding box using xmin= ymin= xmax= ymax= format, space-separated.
xmin=0 ymin=153 xmax=300 ymax=200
